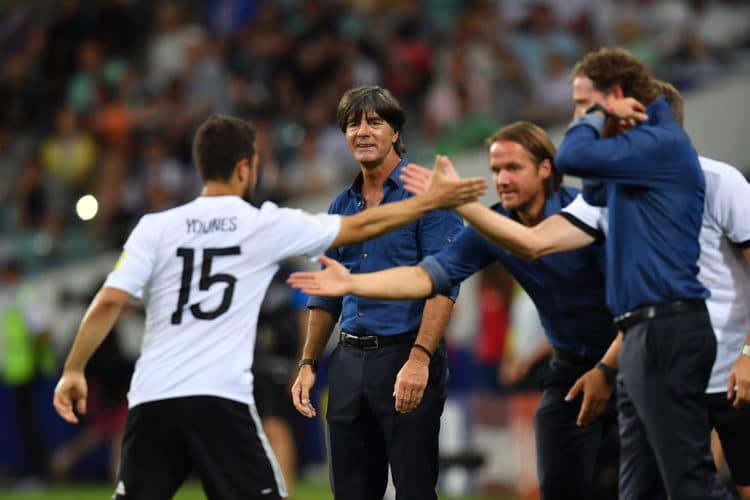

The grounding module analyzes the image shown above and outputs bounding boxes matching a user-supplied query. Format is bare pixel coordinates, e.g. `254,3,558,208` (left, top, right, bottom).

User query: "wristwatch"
297,358,318,373
585,102,613,118
595,361,617,386
742,345,750,357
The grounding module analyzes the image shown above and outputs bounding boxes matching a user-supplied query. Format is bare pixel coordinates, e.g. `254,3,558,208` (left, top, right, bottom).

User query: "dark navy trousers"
535,356,619,500
617,309,733,500
326,340,448,500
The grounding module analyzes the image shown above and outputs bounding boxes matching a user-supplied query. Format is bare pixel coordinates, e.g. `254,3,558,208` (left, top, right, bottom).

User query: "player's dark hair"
487,121,562,196
337,86,406,155
193,115,256,181
572,47,660,106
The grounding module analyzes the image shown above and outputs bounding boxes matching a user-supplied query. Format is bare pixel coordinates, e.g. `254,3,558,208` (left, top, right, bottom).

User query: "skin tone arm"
288,255,433,300
292,308,337,418
331,157,486,249
565,333,622,426
393,295,452,414
53,287,131,424
399,161,595,259
727,247,750,408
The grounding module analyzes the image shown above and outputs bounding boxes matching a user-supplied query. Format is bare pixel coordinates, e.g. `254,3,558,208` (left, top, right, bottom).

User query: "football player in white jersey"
398,80,750,498
51,115,486,500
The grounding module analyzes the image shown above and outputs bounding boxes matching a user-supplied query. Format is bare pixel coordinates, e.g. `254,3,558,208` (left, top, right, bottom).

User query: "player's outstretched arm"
287,256,433,300
53,287,130,424
401,158,595,259
330,157,486,248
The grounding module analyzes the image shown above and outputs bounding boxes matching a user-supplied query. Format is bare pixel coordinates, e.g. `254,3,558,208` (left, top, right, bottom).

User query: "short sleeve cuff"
419,256,452,299
306,296,341,318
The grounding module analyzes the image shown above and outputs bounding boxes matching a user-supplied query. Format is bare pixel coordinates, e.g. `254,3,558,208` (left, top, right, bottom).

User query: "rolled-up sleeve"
419,256,450,298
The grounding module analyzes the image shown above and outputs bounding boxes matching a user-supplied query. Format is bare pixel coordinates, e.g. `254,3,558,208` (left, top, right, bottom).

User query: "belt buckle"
362,336,379,350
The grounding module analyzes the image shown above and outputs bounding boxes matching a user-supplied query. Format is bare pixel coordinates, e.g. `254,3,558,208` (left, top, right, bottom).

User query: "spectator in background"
0,257,55,484
40,107,97,225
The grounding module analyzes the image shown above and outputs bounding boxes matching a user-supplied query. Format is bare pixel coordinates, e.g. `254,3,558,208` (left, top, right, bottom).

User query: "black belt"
614,300,707,331
552,347,601,367
339,330,417,350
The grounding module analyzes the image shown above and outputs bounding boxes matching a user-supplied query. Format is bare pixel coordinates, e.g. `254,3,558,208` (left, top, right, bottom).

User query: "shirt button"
357,312,364,317
363,253,368,259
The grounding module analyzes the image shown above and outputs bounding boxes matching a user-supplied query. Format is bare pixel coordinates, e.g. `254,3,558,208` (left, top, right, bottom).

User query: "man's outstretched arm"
400,161,596,259
287,256,434,300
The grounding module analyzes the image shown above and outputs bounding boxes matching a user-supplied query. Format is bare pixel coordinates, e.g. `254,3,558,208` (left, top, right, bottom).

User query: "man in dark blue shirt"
555,48,732,500
291,86,463,500
290,121,620,500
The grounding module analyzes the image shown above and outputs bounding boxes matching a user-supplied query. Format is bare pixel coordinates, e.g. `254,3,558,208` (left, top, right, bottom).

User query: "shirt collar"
349,156,409,194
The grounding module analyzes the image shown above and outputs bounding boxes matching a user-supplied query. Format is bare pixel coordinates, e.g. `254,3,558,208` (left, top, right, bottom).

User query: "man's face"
572,75,607,118
344,110,398,168
489,140,549,212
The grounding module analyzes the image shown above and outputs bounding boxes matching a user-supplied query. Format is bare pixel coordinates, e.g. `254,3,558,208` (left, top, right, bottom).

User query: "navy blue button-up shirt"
555,97,708,317
423,186,616,358
308,158,462,336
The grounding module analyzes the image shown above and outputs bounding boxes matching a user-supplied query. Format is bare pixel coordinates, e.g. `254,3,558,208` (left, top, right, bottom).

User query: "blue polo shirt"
555,97,708,317
423,186,616,358
307,158,462,336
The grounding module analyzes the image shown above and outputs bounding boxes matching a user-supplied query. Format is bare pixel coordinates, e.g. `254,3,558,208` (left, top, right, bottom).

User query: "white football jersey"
104,196,341,408
562,157,750,393
697,157,750,393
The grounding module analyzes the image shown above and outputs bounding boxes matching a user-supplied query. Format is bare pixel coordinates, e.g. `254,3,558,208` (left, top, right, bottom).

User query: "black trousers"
326,340,448,500
535,357,619,500
617,309,733,500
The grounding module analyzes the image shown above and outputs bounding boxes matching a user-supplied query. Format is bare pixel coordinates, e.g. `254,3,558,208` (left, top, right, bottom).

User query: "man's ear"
235,157,250,182
538,158,552,180
611,85,624,99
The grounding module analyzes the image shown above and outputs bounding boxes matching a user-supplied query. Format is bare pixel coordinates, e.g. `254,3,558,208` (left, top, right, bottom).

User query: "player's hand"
53,370,88,424
393,351,430,414
291,365,317,418
401,155,485,208
565,367,612,426
287,256,352,297
727,354,750,408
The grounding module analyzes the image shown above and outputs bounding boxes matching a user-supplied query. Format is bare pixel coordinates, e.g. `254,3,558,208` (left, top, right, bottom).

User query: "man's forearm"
301,308,338,361
456,202,541,259
456,205,594,259
332,194,435,248
412,294,453,355
64,287,129,371
349,266,433,299
600,332,622,368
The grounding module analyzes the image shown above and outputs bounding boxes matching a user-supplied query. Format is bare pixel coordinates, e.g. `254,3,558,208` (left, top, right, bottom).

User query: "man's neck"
202,181,237,197
360,153,400,192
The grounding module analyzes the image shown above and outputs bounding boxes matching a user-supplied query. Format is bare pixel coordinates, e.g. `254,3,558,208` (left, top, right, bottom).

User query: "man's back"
104,196,340,408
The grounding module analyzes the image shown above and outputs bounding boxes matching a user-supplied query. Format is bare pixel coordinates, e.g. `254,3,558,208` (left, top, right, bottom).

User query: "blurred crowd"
1,0,749,273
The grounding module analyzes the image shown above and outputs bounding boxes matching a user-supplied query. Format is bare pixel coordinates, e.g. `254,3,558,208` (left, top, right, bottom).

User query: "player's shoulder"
699,156,745,182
